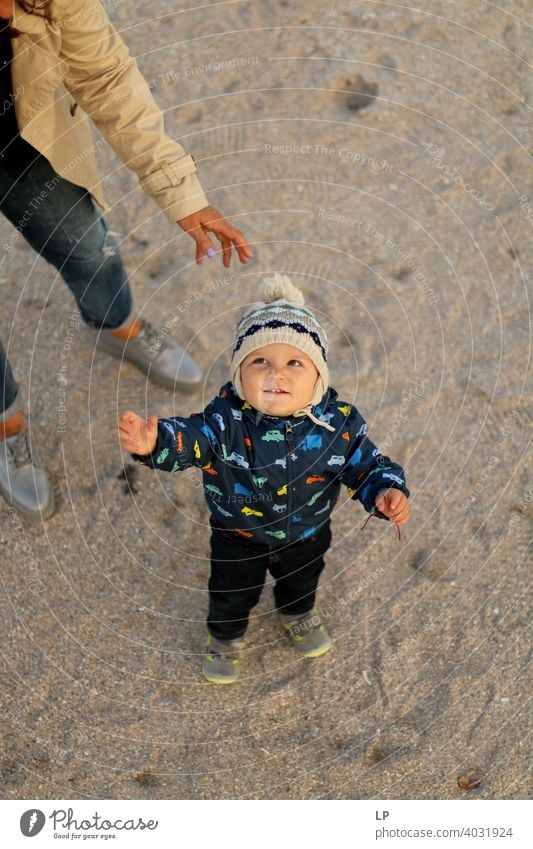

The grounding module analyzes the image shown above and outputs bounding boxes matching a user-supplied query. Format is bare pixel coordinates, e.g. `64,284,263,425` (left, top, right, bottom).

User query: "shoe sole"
0,484,56,520
298,641,333,659
202,673,239,684
97,340,202,393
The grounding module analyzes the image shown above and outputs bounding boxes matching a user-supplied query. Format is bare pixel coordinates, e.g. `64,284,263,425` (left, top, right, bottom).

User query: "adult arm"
53,0,253,265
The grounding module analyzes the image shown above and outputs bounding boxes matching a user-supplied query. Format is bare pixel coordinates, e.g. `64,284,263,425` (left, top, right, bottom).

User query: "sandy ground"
0,0,531,800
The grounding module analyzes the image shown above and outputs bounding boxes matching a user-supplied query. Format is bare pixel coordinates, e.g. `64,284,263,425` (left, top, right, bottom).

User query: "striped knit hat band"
231,275,329,407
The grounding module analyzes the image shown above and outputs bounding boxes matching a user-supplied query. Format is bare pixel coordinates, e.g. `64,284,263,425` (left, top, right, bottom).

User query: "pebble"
457,769,483,790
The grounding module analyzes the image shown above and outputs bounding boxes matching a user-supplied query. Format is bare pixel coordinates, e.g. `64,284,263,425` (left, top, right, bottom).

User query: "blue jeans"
0,152,133,413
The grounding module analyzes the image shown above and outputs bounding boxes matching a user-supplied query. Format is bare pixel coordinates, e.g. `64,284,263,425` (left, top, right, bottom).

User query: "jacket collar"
12,2,51,36
220,382,337,427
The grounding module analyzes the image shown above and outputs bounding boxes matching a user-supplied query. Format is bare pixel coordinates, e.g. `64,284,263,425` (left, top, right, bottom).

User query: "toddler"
118,275,410,684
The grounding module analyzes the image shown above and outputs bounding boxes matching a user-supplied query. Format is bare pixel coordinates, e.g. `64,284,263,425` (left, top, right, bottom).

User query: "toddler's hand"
375,488,410,526
118,411,158,456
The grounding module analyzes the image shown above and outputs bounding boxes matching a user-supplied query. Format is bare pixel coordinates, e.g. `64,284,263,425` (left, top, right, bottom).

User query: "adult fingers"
231,225,253,262
193,230,218,264
204,217,252,265
218,236,232,268
217,223,253,264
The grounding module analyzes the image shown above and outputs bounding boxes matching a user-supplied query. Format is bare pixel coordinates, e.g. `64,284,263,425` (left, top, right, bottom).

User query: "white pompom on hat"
231,273,329,407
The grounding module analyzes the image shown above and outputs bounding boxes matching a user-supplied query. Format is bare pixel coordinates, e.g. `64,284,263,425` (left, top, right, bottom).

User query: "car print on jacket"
211,412,225,432
226,451,249,468
241,506,263,517
133,382,409,545
262,429,285,442
299,434,323,451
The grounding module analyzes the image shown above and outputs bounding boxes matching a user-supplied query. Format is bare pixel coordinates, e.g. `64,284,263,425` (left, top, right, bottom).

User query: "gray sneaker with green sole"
280,608,332,658
202,634,245,684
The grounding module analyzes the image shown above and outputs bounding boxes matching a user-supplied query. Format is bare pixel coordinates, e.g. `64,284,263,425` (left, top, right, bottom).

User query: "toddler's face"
240,343,319,416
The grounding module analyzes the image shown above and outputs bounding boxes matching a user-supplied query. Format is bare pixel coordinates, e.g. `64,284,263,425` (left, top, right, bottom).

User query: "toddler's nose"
270,365,285,380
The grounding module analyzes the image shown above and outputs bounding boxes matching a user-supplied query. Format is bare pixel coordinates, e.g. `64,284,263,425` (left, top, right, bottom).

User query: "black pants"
207,518,332,640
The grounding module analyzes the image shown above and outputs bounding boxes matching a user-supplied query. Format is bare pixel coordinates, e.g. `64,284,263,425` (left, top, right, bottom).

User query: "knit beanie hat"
231,274,329,408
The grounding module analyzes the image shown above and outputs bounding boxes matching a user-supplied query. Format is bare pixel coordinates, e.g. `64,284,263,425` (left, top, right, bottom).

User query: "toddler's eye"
251,357,267,364
288,359,303,366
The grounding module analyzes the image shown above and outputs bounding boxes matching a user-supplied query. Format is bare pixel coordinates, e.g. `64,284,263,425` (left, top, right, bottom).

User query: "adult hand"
375,488,410,526
118,411,158,457
177,205,253,267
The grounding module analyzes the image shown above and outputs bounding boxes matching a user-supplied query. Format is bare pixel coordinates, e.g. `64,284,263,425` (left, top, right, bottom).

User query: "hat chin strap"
292,404,336,431
233,369,245,401
289,377,334,430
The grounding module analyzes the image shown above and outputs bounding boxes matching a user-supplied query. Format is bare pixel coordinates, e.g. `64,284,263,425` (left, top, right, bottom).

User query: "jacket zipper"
285,421,294,542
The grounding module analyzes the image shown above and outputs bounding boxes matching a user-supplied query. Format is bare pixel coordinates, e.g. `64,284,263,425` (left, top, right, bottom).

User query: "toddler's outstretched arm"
118,411,158,457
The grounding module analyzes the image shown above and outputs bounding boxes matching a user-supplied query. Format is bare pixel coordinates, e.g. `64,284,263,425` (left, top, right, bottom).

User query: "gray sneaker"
280,608,332,658
0,430,55,520
202,634,244,684
95,319,203,392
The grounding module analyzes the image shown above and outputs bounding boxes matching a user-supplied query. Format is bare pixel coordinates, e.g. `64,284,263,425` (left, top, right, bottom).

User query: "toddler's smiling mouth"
263,388,290,394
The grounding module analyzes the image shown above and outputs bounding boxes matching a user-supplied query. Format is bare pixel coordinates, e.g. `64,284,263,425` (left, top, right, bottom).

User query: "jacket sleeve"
54,0,208,222
132,412,218,473
339,407,410,520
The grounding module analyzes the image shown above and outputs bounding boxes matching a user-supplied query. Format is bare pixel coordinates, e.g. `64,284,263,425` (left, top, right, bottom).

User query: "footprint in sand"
329,73,379,112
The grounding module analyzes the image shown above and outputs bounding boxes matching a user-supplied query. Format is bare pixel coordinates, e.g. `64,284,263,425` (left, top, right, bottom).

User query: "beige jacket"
10,0,208,222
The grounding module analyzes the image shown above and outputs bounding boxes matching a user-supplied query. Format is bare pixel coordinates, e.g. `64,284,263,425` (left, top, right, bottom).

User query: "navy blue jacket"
133,383,410,545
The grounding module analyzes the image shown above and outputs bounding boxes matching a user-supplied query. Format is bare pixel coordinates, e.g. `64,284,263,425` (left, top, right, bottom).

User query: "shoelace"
210,648,227,659
284,612,320,632
9,430,33,469
136,320,169,357
209,640,242,658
